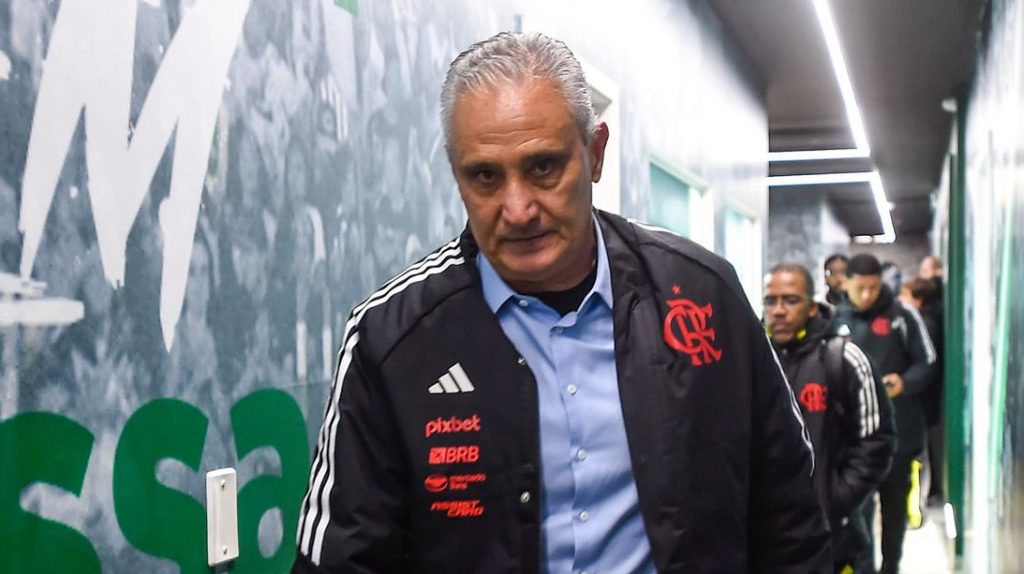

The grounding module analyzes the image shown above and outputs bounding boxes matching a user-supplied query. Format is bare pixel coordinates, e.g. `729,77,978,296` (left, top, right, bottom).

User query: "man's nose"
501,178,538,225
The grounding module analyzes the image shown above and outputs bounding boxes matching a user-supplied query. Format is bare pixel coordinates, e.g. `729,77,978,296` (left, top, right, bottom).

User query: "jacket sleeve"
897,302,939,396
829,342,895,517
292,323,409,574
748,329,832,573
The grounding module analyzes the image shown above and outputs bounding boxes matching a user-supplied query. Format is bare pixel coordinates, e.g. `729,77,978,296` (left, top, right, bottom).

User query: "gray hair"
441,32,598,155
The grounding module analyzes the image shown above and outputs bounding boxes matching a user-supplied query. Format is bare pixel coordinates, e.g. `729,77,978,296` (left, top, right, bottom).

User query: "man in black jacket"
765,263,895,573
836,254,938,574
292,31,830,573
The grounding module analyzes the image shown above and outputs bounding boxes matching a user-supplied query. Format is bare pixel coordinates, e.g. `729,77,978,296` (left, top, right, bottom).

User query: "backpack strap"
822,336,847,418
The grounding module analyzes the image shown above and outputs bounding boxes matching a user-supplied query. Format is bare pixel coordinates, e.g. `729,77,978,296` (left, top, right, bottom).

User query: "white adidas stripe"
844,343,879,437
448,363,475,392
298,243,465,564
298,243,464,551
900,301,938,364
427,363,476,394
765,333,816,474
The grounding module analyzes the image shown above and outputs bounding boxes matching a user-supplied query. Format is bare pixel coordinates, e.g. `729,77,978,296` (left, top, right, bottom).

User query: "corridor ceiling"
708,0,984,237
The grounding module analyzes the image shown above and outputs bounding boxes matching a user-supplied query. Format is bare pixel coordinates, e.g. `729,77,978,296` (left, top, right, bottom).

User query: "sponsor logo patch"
430,499,485,518
428,445,480,465
424,415,481,438
424,473,487,493
663,285,723,366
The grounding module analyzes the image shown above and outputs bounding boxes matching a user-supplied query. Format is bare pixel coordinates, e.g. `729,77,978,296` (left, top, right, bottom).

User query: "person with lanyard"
765,263,895,574
292,31,830,573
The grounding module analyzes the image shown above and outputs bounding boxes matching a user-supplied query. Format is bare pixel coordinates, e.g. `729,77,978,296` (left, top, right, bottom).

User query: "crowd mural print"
0,0,473,571
1,0,770,570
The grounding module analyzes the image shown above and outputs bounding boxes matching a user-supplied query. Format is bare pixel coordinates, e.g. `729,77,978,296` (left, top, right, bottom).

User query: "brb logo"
663,285,723,366
424,415,481,438
428,446,480,465
799,383,828,413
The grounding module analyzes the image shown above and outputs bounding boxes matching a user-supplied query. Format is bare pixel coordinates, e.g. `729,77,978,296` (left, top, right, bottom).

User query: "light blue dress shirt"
478,221,656,574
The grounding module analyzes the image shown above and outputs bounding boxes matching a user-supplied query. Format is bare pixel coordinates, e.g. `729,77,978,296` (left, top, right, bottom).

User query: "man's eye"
474,169,497,184
533,160,554,176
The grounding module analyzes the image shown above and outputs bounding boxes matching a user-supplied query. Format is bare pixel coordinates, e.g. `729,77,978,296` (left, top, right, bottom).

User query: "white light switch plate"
206,468,239,566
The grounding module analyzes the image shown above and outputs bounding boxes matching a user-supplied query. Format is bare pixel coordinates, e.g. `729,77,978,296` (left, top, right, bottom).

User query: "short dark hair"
847,253,882,277
904,277,937,301
824,253,848,270
769,262,814,299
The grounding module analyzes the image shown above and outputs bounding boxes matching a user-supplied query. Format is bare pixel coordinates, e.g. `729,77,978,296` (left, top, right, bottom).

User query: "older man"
292,31,829,573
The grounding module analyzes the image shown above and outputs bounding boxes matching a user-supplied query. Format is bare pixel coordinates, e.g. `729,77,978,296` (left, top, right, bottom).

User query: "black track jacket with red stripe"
293,211,830,574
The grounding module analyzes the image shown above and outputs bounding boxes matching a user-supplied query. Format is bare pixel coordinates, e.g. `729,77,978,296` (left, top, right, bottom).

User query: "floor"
898,505,953,574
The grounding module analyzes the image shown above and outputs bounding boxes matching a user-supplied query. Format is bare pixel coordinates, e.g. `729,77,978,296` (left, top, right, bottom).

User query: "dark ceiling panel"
709,0,982,237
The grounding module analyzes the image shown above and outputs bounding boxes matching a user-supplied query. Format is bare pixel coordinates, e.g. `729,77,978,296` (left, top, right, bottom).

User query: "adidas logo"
429,363,475,394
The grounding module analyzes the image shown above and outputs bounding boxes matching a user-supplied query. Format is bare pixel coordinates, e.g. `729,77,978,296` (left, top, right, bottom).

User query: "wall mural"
0,0,473,570
0,0,767,571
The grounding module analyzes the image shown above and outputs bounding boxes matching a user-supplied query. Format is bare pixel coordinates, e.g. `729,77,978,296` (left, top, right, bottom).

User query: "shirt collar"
478,216,614,314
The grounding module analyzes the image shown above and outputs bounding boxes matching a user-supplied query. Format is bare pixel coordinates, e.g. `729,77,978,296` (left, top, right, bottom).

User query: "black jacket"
771,316,895,558
835,287,938,454
293,211,830,573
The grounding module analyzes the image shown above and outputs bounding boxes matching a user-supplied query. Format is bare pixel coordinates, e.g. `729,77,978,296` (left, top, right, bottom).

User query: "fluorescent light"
868,172,896,242
769,0,895,242
768,148,869,162
768,170,896,243
811,0,870,153
767,172,873,186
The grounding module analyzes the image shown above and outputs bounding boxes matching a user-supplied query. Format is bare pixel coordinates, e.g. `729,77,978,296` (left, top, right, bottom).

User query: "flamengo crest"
663,284,723,366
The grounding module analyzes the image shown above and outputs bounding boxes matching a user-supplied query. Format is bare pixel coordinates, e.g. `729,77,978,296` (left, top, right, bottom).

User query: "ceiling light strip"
811,0,870,153
806,0,895,242
767,172,874,186
768,148,869,162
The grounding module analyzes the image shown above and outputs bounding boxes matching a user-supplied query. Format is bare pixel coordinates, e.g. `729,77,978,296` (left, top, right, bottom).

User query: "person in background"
837,254,938,574
880,261,902,295
824,253,849,307
903,266,946,506
291,31,830,574
918,256,943,283
820,253,849,320
766,263,895,574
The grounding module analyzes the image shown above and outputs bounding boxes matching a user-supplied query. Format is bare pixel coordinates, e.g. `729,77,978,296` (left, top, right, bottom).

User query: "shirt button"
579,510,590,522
519,491,531,504
518,299,529,308
576,448,587,461
566,384,578,395
553,326,564,334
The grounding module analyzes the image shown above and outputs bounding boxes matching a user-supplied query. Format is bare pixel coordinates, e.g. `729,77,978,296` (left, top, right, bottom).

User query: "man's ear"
589,122,610,183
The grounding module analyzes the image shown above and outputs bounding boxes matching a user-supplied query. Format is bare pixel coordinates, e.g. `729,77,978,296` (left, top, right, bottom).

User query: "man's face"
919,257,941,280
764,271,817,344
449,78,609,293
825,260,847,295
846,273,883,311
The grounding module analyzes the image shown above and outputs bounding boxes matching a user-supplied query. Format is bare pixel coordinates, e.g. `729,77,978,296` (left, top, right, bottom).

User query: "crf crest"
799,383,828,413
663,286,723,366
